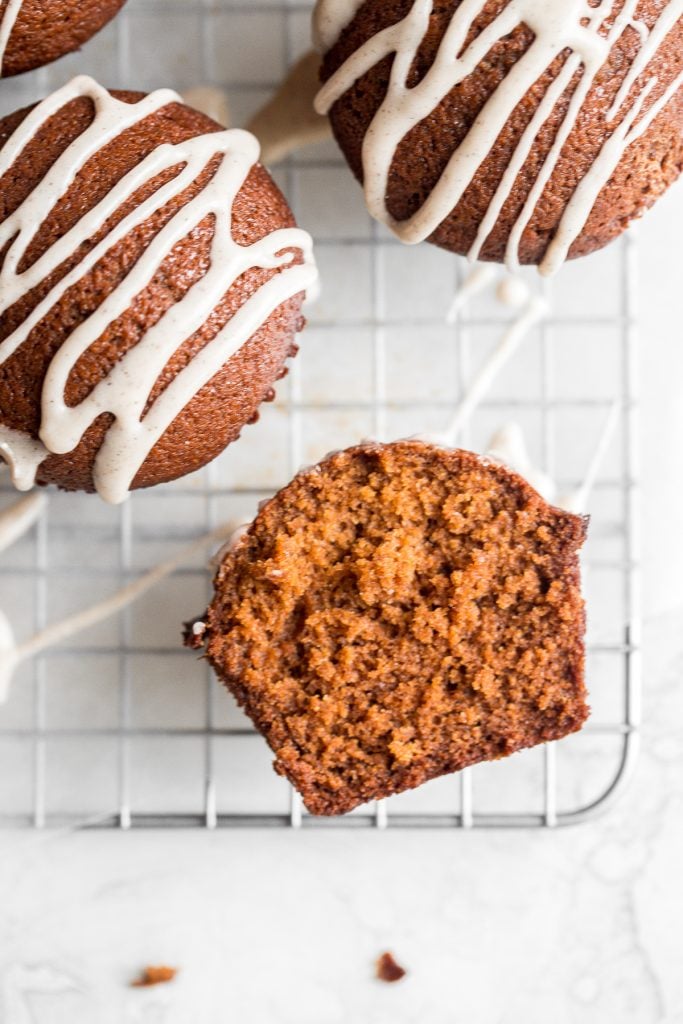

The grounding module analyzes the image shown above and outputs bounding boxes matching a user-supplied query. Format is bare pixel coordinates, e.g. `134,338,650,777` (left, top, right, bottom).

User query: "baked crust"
0,91,306,494
0,0,128,77
320,0,683,264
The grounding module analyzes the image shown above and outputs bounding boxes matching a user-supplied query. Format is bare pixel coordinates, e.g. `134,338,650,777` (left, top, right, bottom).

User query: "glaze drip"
486,402,619,514
313,0,366,52
0,76,317,503
314,0,683,273
0,519,237,705
0,426,48,492
0,491,45,554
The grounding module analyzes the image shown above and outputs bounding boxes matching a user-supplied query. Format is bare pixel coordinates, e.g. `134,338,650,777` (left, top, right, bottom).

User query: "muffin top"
315,0,683,271
0,0,128,77
0,76,317,503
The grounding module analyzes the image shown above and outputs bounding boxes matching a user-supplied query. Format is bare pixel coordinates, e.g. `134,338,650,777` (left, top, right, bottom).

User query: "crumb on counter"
376,952,407,983
131,966,178,988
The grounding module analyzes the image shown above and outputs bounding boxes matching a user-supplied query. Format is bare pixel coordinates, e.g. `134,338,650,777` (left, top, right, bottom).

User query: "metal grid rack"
0,0,640,830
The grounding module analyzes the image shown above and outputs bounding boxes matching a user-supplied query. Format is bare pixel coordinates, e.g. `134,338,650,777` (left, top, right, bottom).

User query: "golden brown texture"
0,91,307,495
195,442,589,816
320,0,683,264
0,0,127,77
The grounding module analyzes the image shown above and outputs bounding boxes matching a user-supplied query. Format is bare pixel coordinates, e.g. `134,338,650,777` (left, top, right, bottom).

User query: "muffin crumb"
131,966,177,988
376,952,407,983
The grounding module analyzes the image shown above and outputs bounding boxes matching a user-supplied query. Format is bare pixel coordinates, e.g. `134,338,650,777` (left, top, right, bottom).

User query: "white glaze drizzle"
209,520,251,570
439,267,618,513
411,266,544,453
0,0,23,74
446,263,496,323
0,521,236,705
495,273,530,309
314,0,683,273
0,489,46,704
446,264,529,322
0,426,48,491
448,295,547,443
486,422,557,503
443,269,547,445
0,76,318,504
0,608,14,704
486,403,619,513
313,0,367,53
0,491,45,553
558,401,620,513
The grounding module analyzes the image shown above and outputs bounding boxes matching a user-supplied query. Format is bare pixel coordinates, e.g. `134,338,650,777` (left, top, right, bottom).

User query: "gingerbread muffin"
314,0,683,273
0,0,127,77
0,76,317,504
188,441,589,816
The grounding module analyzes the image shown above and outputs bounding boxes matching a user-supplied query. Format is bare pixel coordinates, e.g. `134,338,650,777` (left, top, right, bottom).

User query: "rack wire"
0,0,640,829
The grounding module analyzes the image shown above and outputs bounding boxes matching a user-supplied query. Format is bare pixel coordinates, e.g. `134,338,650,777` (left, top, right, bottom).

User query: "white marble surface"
1,1,683,1019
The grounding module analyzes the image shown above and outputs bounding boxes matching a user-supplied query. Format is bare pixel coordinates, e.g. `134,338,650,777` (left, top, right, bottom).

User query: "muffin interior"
205,442,588,814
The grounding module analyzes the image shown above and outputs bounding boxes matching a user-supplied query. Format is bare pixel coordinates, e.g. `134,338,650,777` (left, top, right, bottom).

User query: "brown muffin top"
0,77,316,501
316,0,683,270
192,441,589,815
0,0,127,77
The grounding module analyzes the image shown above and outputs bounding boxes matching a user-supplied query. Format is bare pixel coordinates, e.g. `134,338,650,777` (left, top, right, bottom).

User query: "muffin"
0,76,317,504
314,0,683,273
0,0,127,77
187,441,589,816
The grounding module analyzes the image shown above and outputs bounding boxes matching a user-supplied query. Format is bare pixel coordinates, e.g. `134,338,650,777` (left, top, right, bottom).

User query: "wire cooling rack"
0,0,641,829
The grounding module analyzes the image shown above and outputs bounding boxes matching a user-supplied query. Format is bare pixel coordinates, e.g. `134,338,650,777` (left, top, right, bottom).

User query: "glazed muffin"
314,0,683,273
187,441,589,816
0,0,127,77
0,76,317,504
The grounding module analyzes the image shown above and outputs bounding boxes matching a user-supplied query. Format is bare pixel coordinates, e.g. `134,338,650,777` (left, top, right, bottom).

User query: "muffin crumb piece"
131,966,178,988
376,952,407,983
